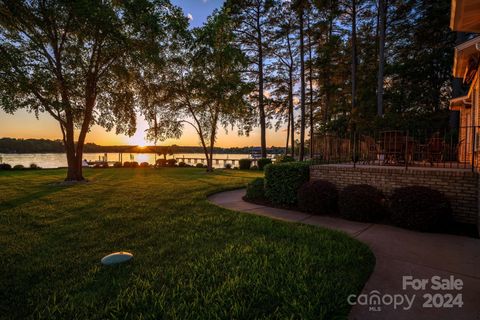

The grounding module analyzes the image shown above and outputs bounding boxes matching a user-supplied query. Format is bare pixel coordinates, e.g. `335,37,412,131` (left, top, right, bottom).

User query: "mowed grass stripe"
0,168,374,319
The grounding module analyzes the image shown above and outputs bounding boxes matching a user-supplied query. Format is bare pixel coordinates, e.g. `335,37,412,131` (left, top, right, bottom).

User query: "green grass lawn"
0,168,374,319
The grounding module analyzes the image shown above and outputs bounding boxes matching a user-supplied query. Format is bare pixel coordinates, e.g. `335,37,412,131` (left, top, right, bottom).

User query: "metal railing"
311,126,480,171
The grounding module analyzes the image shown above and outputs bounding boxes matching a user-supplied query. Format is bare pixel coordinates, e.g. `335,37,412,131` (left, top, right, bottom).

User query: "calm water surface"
0,153,260,169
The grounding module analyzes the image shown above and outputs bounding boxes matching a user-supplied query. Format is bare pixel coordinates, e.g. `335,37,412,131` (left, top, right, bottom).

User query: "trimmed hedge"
156,159,167,167
276,155,295,163
245,178,265,201
298,180,338,215
390,186,452,232
29,163,40,169
0,163,12,170
339,184,386,222
239,159,252,170
265,162,310,205
257,158,272,170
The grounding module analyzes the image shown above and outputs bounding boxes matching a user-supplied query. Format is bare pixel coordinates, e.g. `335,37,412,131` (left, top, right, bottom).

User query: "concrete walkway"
208,189,480,320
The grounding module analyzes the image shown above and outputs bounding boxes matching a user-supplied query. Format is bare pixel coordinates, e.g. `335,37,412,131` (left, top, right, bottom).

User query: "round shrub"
276,155,295,163
113,162,122,168
196,163,205,168
178,161,187,167
390,186,452,232
155,159,167,167
29,163,40,169
339,184,387,222
239,159,252,170
224,163,232,169
130,161,139,168
245,178,265,201
166,159,177,167
265,162,310,205
140,162,150,168
13,164,25,170
257,158,272,170
0,163,12,170
297,180,338,214
123,161,131,167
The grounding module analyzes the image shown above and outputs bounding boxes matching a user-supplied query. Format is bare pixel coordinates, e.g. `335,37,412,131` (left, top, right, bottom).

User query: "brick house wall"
310,165,479,225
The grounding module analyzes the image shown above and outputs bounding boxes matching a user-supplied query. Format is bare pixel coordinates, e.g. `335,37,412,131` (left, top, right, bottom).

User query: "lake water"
0,153,263,169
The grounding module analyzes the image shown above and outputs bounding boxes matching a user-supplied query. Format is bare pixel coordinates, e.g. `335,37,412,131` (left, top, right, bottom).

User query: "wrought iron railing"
311,126,480,171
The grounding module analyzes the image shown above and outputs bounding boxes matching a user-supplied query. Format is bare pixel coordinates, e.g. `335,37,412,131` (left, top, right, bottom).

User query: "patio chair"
426,133,444,166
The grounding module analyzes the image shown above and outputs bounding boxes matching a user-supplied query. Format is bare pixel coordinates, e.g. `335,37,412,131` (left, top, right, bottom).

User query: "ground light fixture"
101,252,133,265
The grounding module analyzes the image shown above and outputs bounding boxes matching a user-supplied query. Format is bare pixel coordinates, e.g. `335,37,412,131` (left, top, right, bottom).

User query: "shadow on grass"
0,184,73,212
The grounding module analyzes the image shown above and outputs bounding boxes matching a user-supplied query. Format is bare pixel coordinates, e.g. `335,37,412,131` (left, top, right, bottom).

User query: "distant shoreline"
0,138,285,154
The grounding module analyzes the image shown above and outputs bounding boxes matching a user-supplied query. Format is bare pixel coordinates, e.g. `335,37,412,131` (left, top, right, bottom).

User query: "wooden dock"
176,157,260,166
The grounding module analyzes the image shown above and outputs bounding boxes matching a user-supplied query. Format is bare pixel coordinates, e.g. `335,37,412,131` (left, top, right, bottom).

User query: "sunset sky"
0,0,288,148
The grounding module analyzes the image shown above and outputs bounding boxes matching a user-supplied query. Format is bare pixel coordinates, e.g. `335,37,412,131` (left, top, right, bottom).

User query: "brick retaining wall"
310,165,479,224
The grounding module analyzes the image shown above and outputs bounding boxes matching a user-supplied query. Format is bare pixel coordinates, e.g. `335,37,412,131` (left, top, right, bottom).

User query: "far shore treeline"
0,138,283,155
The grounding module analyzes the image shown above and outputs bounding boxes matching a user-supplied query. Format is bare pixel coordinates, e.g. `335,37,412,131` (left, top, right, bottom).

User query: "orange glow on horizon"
0,110,289,148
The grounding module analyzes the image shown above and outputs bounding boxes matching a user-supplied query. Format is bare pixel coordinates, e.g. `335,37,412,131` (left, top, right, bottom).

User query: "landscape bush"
13,164,25,170
29,163,40,169
166,159,177,167
339,184,386,222
0,163,12,170
178,161,187,167
239,159,252,170
257,158,272,170
113,162,122,168
264,162,310,205
195,163,205,168
390,186,452,232
155,159,167,167
123,161,132,167
245,178,265,201
297,180,338,214
130,161,139,168
224,163,232,169
140,162,150,168
276,155,295,163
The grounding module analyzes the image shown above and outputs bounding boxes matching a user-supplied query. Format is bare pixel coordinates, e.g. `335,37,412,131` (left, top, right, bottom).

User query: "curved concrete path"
208,189,480,320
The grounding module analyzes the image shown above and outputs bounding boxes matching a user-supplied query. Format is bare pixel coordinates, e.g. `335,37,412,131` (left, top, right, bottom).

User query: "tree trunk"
307,15,314,159
63,115,84,181
207,111,219,172
299,7,306,161
257,9,267,159
285,110,290,155
351,0,357,119
287,34,295,158
323,17,333,126
288,70,295,157
376,0,386,117
64,140,81,181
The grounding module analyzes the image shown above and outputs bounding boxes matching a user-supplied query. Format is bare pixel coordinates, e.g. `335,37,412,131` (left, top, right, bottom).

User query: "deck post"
405,130,409,170
472,125,476,172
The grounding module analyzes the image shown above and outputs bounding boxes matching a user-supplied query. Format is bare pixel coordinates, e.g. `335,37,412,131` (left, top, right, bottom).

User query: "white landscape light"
101,252,133,265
